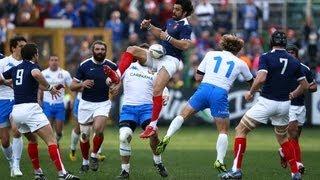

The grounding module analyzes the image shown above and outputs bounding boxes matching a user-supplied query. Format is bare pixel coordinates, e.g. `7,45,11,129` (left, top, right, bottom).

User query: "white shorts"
146,52,180,78
11,103,49,133
78,99,111,124
289,105,306,126
245,96,290,126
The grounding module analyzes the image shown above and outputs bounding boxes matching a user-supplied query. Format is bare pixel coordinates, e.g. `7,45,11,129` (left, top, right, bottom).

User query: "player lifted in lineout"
70,40,117,173
156,34,253,174
0,43,79,180
0,36,26,177
278,44,317,174
104,0,194,138
39,55,72,145
220,31,309,180
113,43,170,179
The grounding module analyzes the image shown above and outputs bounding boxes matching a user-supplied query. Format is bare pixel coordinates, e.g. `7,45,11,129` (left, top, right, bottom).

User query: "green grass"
1,125,319,180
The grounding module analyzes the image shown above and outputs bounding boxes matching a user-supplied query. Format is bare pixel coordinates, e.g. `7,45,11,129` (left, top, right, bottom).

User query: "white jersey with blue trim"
0,55,22,100
42,68,72,104
122,62,155,106
198,50,253,91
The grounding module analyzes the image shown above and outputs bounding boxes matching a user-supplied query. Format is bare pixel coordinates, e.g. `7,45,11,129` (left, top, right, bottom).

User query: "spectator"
50,0,67,18
94,0,119,27
239,0,262,41
16,0,39,26
287,29,301,48
195,0,214,31
123,9,144,41
0,16,15,54
158,0,173,28
105,10,124,58
62,2,80,27
4,0,19,25
195,30,214,59
214,2,232,33
76,0,96,27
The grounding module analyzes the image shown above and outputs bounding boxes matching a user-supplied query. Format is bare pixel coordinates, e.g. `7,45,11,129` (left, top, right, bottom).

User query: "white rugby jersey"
42,68,72,104
122,62,154,105
0,55,22,100
198,51,253,91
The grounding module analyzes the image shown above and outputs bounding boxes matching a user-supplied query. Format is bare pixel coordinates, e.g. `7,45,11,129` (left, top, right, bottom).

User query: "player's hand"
4,79,13,88
82,80,94,89
244,91,254,101
289,92,295,100
55,84,64,90
140,19,151,30
159,31,168,41
50,86,61,100
109,82,121,97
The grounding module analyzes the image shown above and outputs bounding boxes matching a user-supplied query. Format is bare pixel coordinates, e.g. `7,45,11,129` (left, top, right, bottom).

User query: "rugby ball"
149,44,166,59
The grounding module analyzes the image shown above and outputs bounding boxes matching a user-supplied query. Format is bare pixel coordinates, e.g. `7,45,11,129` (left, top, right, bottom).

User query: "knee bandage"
119,127,133,156
80,125,92,143
274,126,288,136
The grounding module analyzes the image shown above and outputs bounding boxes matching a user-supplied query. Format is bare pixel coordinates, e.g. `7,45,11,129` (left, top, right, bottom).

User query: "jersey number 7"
213,56,235,78
279,58,288,75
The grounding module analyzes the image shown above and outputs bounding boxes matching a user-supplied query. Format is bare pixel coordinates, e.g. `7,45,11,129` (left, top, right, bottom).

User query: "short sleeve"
179,25,192,40
197,53,208,74
64,71,72,86
105,60,118,71
2,68,13,79
258,55,268,73
295,64,305,81
305,68,314,83
240,62,253,81
0,59,5,74
74,65,85,82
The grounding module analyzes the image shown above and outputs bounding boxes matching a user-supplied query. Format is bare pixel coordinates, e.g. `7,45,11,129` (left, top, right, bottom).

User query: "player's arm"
249,70,266,95
289,79,309,100
306,69,317,93
309,81,317,92
140,19,162,38
70,79,94,91
31,69,60,97
159,28,193,51
0,68,13,87
195,53,209,82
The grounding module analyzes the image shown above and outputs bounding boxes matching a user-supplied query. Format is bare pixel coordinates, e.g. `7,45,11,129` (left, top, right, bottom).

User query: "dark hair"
91,40,107,51
220,34,244,55
9,36,27,53
286,44,299,58
139,43,150,49
270,31,287,48
175,0,194,17
21,43,38,60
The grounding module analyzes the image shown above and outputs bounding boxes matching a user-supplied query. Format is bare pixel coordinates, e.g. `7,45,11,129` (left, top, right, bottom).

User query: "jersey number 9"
16,69,24,85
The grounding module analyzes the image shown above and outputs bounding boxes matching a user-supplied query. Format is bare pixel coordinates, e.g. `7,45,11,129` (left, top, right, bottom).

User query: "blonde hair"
219,34,244,55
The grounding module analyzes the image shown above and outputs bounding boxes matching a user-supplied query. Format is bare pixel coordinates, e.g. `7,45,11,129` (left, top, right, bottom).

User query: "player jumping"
70,40,117,173
0,36,26,177
39,55,72,145
0,43,79,180
278,44,317,174
156,34,253,173
104,0,194,138
219,31,309,180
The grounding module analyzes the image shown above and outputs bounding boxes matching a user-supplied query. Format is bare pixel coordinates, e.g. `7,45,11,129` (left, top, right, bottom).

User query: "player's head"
48,55,60,71
219,34,244,55
139,43,150,49
9,36,27,59
270,31,287,48
21,43,38,62
286,44,299,59
173,0,194,20
91,40,107,62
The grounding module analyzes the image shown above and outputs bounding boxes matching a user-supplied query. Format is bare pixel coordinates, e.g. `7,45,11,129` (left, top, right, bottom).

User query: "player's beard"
93,52,106,62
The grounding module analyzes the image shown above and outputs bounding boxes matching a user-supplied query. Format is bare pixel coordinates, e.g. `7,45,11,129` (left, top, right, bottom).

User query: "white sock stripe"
232,144,241,171
55,148,66,174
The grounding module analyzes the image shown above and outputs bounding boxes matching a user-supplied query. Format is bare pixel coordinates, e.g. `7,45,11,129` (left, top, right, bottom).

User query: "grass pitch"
0,125,319,180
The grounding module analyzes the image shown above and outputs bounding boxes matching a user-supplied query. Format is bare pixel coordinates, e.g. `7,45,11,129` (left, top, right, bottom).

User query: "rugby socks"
281,141,298,173
2,145,13,167
150,96,163,128
118,52,134,75
153,154,162,164
289,138,301,162
166,115,184,137
80,140,90,161
232,137,246,171
216,133,228,164
70,129,80,152
98,146,102,154
28,143,40,171
121,163,130,173
12,137,23,169
48,144,66,175
91,135,104,158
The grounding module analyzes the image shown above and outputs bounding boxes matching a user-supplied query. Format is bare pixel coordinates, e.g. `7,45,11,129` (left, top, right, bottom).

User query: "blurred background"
1,0,320,126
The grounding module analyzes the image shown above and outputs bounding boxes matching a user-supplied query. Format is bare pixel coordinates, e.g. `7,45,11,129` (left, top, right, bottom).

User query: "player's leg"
117,120,135,179
10,121,23,176
70,123,80,161
24,132,45,179
54,103,66,144
214,118,229,173
118,46,148,75
90,115,107,171
79,124,91,173
0,127,13,173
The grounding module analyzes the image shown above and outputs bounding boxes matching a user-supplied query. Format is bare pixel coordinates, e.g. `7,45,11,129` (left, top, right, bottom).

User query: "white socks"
82,159,89,165
98,147,102,154
70,129,80,151
149,121,158,129
166,115,184,137
12,137,23,169
2,145,13,167
121,163,130,172
153,154,162,164
216,133,228,164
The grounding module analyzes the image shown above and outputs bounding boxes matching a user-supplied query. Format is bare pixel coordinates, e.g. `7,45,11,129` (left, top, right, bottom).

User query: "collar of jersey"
271,48,286,52
176,18,189,25
91,58,105,65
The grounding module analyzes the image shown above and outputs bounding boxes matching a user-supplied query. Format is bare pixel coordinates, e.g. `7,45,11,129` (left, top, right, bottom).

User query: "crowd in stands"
1,0,320,88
